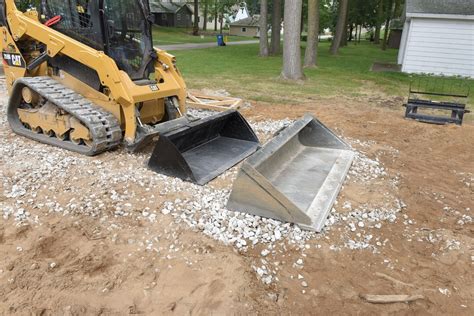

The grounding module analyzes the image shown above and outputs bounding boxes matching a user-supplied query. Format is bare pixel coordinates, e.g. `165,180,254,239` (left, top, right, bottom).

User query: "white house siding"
402,18,474,78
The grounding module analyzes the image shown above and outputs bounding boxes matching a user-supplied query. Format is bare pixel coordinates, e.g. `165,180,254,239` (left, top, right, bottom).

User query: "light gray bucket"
227,114,354,232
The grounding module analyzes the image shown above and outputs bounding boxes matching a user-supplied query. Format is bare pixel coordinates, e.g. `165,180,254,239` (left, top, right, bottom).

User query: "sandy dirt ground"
0,81,473,315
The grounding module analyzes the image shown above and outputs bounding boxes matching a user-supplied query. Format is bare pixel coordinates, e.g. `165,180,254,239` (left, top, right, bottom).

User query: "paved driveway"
156,40,258,51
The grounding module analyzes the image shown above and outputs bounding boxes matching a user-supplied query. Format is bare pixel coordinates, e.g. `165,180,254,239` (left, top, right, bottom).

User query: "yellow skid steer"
0,0,257,184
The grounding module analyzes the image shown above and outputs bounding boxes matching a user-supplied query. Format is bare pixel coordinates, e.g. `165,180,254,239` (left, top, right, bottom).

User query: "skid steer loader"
0,0,258,184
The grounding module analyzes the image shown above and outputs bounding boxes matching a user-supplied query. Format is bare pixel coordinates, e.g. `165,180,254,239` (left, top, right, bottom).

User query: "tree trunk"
203,1,208,31
259,0,269,56
340,4,349,47
382,0,393,50
393,0,402,17
354,24,358,44
348,23,354,41
374,0,383,44
382,16,390,50
374,25,381,44
341,26,347,46
281,0,304,80
214,0,218,31
270,0,282,55
300,9,305,34
219,15,223,34
193,0,199,36
304,0,319,68
330,0,348,55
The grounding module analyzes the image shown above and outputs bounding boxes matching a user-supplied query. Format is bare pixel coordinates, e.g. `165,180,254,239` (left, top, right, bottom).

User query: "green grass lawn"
170,41,474,110
153,26,253,46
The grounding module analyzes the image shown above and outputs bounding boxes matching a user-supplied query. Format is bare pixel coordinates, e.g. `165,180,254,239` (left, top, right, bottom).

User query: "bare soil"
1,86,473,315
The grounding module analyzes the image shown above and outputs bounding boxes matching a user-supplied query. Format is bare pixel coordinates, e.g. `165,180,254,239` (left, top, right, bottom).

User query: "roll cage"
40,0,155,80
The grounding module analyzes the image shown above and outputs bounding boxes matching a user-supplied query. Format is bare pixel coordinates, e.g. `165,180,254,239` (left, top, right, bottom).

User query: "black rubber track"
7,77,122,156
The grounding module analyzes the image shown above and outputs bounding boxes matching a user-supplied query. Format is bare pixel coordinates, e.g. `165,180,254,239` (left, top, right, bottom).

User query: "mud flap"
148,110,259,185
226,115,355,232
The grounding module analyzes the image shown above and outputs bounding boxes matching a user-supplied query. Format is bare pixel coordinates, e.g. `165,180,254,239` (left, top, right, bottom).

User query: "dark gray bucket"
148,110,259,185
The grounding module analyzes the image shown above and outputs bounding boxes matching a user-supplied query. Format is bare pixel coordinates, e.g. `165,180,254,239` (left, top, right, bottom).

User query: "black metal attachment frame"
403,77,471,125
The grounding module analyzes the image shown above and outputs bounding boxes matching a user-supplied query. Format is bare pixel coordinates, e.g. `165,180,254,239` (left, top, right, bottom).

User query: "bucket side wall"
298,119,351,150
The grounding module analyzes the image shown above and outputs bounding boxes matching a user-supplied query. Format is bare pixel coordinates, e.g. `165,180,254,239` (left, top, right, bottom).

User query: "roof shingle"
150,2,190,14
230,15,260,27
407,0,474,16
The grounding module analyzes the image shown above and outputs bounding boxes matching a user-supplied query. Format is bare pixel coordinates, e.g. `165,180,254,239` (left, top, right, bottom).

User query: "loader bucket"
227,115,355,232
148,110,259,185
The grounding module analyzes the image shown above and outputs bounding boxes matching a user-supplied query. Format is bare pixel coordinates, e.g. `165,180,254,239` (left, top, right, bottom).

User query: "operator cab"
41,0,155,81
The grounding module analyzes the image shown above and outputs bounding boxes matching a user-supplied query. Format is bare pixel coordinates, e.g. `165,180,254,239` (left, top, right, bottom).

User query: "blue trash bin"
216,34,226,46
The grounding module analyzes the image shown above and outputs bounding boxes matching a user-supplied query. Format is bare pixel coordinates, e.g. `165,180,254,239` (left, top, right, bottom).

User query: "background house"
387,19,404,49
155,1,251,30
201,1,251,31
228,2,250,23
150,2,193,27
229,15,260,37
398,0,474,78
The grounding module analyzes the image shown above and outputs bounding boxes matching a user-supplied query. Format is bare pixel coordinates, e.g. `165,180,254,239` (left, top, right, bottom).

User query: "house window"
162,14,167,20
242,27,247,32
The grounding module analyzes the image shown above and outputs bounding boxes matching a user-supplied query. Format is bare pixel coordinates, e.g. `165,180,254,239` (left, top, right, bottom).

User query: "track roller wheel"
21,86,38,105
56,132,69,141
70,137,81,145
32,126,43,134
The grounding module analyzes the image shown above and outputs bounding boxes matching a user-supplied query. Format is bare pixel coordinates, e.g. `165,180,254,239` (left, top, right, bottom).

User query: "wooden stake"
360,294,424,304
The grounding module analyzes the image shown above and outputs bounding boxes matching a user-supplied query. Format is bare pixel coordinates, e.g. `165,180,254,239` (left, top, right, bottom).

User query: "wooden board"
186,91,243,112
